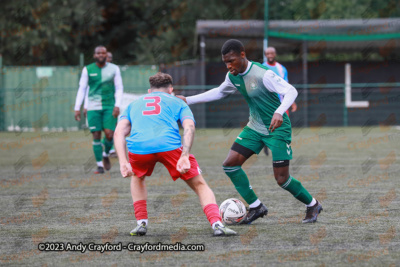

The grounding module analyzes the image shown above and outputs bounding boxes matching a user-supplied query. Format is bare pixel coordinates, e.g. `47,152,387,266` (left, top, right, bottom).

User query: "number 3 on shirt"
142,96,161,115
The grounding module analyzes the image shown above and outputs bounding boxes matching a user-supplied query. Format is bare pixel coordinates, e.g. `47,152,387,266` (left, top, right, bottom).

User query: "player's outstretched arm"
176,95,187,103
114,119,133,178
176,87,226,105
177,119,195,174
175,74,237,105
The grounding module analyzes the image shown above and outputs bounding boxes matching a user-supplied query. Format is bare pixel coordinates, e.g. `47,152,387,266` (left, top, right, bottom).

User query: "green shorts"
234,126,292,161
87,109,117,132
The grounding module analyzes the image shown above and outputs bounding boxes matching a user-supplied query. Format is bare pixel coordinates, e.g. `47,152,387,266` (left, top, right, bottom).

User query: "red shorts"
128,148,201,181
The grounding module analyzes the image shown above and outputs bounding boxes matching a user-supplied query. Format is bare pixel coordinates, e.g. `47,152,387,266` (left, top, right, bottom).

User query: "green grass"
1,127,400,266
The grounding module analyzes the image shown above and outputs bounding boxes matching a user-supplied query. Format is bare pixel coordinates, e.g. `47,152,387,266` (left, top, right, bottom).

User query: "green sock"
281,176,313,205
223,166,258,205
93,139,103,162
103,138,113,154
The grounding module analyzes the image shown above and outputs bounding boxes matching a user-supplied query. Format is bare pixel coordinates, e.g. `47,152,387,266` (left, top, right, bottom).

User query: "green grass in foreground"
0,127,399,266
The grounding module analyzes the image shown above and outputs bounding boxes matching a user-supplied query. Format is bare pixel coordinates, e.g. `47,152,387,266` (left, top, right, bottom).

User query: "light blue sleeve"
179,102,196,125
119,103,132,123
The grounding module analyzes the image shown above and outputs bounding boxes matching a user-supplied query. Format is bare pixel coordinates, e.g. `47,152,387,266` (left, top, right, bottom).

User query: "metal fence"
187,84,400,129
0,65,157,131
1,65,399,132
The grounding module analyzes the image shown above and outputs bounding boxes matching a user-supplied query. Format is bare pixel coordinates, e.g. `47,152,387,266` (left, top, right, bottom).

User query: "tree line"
0,0,398,65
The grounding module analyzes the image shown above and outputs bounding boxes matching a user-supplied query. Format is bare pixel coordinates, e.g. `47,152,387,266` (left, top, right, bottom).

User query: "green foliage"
0,0,398,65
269,0,400,20
0,0,104,65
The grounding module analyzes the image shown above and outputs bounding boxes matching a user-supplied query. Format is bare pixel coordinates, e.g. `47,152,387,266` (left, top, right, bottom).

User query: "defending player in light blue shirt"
114,72,237,237
120,91,195,154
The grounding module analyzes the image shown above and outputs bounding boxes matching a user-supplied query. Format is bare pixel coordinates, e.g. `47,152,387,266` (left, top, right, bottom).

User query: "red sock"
203,203,221,226
133,200,148,220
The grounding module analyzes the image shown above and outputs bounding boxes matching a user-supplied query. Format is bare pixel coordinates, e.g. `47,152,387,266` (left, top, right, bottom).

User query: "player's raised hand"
176,95,187,104
74,110,81,121
112,107,120,118
269,113,283,133
120,162,134,178
177,156,190,174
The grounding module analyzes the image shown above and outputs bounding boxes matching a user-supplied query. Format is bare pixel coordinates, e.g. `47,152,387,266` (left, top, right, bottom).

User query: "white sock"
212,221,223,230
103,152,109,157
109,149,115,153
137,219,148,226
306,198,317,207
97,161,104,167
249,199,261,208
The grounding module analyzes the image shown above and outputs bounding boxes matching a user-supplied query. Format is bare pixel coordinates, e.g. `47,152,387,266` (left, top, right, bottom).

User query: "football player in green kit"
74,46,123,174
177,39,322,224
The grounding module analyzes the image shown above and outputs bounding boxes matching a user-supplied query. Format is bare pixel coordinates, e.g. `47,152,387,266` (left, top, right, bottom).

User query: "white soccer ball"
219,198,247,225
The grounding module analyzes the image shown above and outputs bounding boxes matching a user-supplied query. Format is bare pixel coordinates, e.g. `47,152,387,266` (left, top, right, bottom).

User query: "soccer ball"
219,198,247,225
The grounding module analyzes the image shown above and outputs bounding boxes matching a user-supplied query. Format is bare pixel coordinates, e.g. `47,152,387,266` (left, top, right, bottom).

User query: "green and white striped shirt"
74,62,123,111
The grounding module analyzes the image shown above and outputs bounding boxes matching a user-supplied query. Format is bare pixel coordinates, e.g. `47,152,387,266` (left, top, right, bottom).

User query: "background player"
84,51,118,157
74,46,123,174
106,51,113,62
177,39,322,224
262,47,297,156
114,72,236,236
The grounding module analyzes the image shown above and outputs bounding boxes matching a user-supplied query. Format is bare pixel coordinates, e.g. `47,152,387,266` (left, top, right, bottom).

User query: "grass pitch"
1,127,399,266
